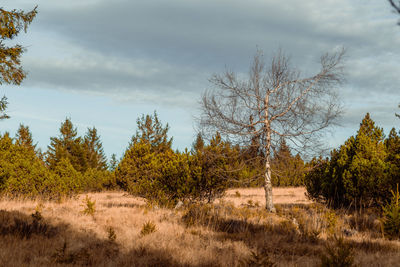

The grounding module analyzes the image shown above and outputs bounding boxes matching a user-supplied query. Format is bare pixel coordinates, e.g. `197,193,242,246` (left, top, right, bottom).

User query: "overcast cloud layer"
1,0,400,156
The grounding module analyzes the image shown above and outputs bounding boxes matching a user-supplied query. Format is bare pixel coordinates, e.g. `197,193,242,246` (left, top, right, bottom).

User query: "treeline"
0,111,305,202
305,113,400,208
0,120,114,199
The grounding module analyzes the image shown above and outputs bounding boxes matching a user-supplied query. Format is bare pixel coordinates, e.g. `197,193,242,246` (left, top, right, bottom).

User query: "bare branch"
198,48,345,211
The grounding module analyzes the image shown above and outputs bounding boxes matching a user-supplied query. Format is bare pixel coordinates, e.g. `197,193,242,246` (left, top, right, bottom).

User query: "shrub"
0,133,58,198
382,185,400,239
82,168,115,191
106,226,117,242
81,195,96,216
305,114,393,209
319,236,355,267
241,250,276,267
140,221,156,236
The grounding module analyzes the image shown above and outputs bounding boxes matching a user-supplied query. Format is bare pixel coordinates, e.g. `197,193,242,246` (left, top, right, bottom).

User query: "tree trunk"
264,136,276,212
264,95,275,212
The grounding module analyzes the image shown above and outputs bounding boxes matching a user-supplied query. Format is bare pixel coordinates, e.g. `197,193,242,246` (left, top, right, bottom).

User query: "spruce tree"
0,7,37,119
130,111,172,153
46,118,88,172
15,124,35,150
0,7,37,85
83,127,107,170
271,139,305,186
386,128,400,188
109,153,118,172
116,112,173,195
190,132,239,202
305,113,390,208
15,124,43,159
192,133,205,152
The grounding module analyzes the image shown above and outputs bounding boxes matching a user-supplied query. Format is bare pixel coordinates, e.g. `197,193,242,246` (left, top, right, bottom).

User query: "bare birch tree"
199,49,345,212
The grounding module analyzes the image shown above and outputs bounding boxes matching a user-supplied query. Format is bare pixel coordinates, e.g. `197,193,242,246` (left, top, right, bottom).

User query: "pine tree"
305,113,390,208
192,133,205,152
386,128,400,188
130,111,172,153
0,7,37,86
15,124,35,149
0,7,37,119
190,132,239,202
83,127,107,170
46,118,88,172
15,124,43,159
271,139,305,186
116,112,174,196
109,153,118,172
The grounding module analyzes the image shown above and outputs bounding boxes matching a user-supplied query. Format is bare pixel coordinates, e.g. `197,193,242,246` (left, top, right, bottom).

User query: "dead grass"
0,188,398,266
223,187,312,207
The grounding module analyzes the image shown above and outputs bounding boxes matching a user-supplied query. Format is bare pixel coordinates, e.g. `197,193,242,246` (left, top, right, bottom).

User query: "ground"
0,188,398,266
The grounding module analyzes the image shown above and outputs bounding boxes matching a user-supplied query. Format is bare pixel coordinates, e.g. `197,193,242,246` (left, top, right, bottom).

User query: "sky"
1,0,400,159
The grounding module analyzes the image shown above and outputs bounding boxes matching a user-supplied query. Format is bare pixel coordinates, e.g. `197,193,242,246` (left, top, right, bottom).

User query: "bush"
81,195,96,216
382,186,400,239
140,221,156,236
116,131,233,205
82,168,115,191
319,236,355,267
305,114,394,208
0,134,58,198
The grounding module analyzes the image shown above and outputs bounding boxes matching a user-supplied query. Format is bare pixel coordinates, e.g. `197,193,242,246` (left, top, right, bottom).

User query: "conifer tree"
109,153,118,172
0,7,37,119
305,113,390,208
130,111,172,153
192,133,205,152
15,124,35,149
116,112,173,195
46,118,88,172
191,132,240,201
271,139,305,186
83,127,107,170
15,124,42,159
386,128,400,187
0,7,37,85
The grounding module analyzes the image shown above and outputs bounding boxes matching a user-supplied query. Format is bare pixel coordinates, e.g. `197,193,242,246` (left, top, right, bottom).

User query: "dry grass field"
0,187,399,266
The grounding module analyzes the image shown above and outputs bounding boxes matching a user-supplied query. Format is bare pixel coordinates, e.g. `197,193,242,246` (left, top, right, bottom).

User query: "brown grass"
0,188,398,266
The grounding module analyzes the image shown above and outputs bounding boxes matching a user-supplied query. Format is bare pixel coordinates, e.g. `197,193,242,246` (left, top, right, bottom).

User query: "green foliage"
130,111,172,153
0,133,55,198
0,96,9,120
46,118,88,173
83,127,108,171
0,7,37,86
305,113,394,208
81,195,96,216
140,221,156,236
319,236,355,267
271,139,305,186
109,153,118,172
52,158,84,195
189,132,237,202
382,185,400,239
82,168,115,191
116,115,234,205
